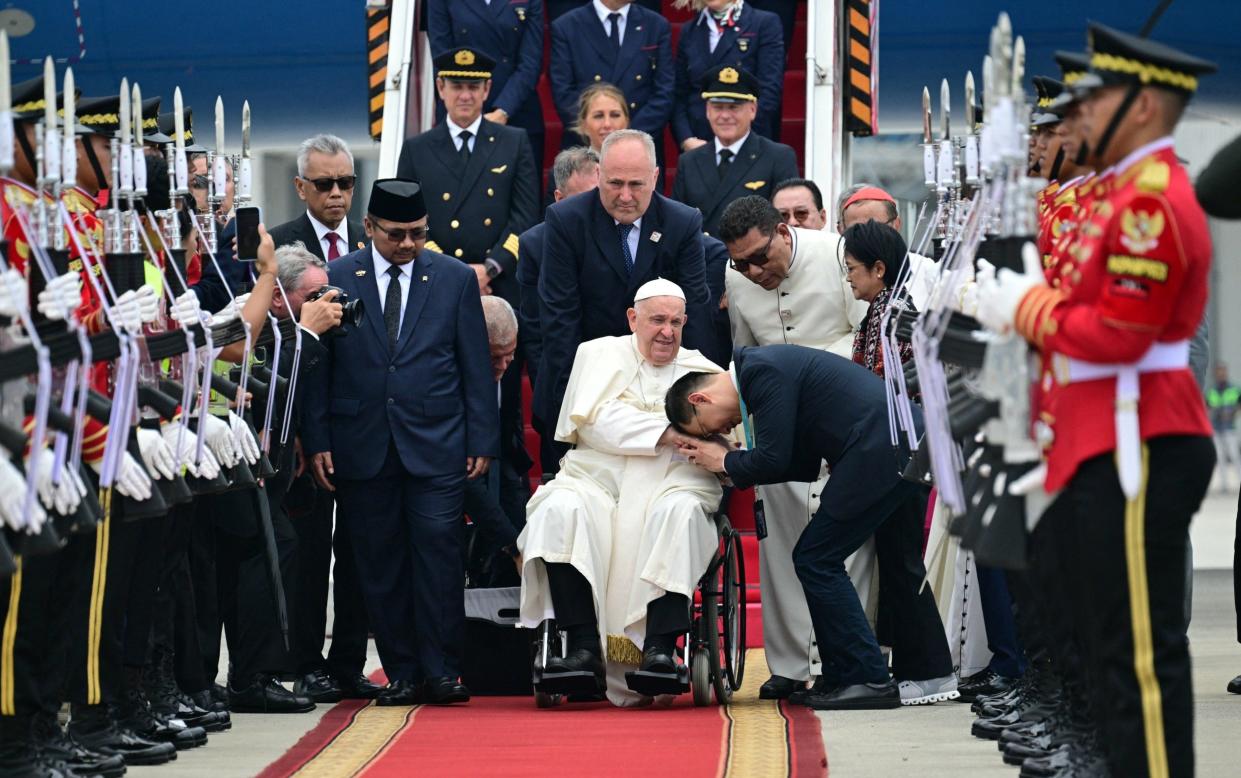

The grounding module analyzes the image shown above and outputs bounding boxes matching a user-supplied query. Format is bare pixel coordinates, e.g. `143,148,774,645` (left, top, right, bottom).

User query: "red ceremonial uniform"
1016,139,1212,492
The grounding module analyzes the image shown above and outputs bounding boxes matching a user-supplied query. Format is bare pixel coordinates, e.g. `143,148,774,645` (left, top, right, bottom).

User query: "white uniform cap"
633,278,685,303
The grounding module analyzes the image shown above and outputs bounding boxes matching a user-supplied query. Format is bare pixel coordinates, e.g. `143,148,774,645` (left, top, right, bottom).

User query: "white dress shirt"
448,114,483,154
306,210,347,259
714,132,750,166
700,10,724,52
592,0,630,46
613,216,642,262
371,244,412,332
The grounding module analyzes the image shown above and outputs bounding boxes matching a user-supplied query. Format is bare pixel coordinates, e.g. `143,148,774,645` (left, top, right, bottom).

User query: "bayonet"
921,86,932,144
0,31,12,173
62,68,76,188
939,79,950,140
173,87,188,194
132,82,147,196
214,96,224,155
964,71,981,185
965,71,976,131
212,96,226,206
922,87,936,189
118,77,133,196
238,100,252,202
1011,36,1026,100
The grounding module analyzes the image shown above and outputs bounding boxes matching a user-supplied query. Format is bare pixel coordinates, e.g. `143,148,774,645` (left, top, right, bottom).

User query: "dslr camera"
306,285,365,331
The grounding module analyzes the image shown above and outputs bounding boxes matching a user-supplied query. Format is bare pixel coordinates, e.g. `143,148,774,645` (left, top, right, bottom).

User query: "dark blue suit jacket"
515,220,546,389
671,5,785,144
701,234,732,368
549,3,674,140
671,132,799,237
427,0,545,135
301,245,499,480
535,190,710,426
722,345,922,521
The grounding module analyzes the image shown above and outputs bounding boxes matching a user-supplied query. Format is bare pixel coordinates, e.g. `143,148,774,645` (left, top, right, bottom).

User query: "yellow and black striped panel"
846,0,875,137
367,7,391,141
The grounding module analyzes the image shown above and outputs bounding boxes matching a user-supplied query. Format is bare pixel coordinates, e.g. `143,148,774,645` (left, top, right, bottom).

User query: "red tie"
325,231,341,260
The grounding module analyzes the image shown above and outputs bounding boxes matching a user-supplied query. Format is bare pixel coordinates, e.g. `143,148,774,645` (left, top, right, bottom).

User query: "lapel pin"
650,231,662,243
355,269,367,277
356,241,365,249
421,275,428,282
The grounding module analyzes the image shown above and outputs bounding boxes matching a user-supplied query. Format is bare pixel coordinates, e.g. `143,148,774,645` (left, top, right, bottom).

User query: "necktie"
324,231,341,261
608,12,621,53
458,130,472,164
718,148,734,180
618,223,634,275
384,265,403,350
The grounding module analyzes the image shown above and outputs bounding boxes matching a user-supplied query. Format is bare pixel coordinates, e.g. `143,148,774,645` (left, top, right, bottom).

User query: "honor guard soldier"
671,66,798,238
396,46,537,309
427,0,547,188
671,0,785,151
978,22,1217,778
549,1,674,153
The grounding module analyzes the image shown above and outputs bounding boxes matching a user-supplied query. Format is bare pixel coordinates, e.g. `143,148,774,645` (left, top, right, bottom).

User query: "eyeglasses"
301,175,357,193
371,221,429,243
689,403,711,440
728,231,776,272
778,208,814,224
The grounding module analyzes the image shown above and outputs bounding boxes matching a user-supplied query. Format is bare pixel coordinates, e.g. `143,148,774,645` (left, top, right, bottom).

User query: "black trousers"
974,564,1025,679
545,563,691,642
1060,436,1213,778
290,485,370,679
153,504,208,694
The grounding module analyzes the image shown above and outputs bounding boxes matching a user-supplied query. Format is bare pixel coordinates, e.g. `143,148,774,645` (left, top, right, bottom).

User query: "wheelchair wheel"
721,529,747,691
691,648,712,706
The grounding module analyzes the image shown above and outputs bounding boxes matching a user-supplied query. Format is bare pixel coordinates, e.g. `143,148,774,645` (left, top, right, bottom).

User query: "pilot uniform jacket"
671,5,785,144
671,132,799,237
723,344,921,522
395,118,537,306
535,189,712,431
268,213,366,261
549,3,674,143
427,0,545,144
301,245,499,479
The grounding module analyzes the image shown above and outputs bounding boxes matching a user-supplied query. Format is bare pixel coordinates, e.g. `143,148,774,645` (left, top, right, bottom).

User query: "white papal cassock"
518,334,724,705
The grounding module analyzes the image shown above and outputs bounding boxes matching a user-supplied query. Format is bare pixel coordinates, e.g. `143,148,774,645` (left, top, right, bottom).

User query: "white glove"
975,243,1045,334
228,411,261,465
26,447,82,515
169,290,203,327
0,457,44,532
160,420,220,479
36,271,82,321
134,284,160,323
113,288,145,334
89,451,153,501
0,268,27,317
200,413,240,469
957,281,980,317
136,427,176,480
210,293,251,326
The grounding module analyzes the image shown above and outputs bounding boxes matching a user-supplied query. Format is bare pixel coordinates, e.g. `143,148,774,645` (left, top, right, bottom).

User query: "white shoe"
898,674,960,705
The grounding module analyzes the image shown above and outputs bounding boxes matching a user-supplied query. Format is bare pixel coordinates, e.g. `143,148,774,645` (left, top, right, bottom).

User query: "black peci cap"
434,47,495,82
1049,51,1092,111
1073,21,1217,99
368,178,427,223
701,65,759,103
1031,76,1065,126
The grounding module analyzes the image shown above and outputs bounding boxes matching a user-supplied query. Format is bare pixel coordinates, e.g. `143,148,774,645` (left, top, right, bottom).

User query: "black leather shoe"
422,677,470,705
31,710,127,778
803,681,901,710
332,672,383,700
759,675,804,700
638,646,676,675
68,707,177,767
228,675,316,713
1228,674,1241,694
545,648,605,678
295,670,343,703
789,677,835,706
958,669,1018,703
376,680,422,707
190,689,229,714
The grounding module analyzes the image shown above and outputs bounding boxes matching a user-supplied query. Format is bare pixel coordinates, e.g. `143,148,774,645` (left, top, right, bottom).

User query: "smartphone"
235,206,263,262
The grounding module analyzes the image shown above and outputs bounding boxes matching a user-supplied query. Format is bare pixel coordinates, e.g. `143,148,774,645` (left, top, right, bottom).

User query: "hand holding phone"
235,206,263,262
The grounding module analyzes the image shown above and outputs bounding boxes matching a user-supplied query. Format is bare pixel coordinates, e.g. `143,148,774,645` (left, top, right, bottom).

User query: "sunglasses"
371,221,430,243
728,231,776,272
778,208,814,223
302,175,357,193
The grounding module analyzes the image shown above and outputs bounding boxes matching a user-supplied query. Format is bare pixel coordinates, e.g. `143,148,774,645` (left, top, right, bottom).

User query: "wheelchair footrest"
534,670,605,697
624,667,690,697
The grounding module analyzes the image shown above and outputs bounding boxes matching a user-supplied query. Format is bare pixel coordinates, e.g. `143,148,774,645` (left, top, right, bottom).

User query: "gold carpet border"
724,649,794,778
292,703,418,778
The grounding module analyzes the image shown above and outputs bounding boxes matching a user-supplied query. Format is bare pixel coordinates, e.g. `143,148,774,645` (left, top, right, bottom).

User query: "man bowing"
303,179,499,706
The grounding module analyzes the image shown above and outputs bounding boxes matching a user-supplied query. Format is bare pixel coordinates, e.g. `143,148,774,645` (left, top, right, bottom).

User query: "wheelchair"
530,510,747,707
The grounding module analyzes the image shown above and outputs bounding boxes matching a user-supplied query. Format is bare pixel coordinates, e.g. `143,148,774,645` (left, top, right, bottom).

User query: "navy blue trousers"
976,564,1026,679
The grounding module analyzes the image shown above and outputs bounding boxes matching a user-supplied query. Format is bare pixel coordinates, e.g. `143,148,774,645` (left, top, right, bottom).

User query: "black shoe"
638,646,677,675
539,649,605,696
759,675,804,700
958,669,1018,703
117,683,207,751
422,677,470,705
545,648,605,677
294,669,343,704
30,711,127,778
189,689,229,714
789,677,834,706
0,715,73,778
803,681,901,710
376,680,422,707
1228,674,1241,694
332,671,383,700
228,675,317,714
68,707,176,767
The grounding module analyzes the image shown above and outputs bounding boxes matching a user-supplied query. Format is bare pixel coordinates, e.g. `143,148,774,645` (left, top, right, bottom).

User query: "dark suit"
268,213,366,261
701,234,732,368
427,0,546,180
536,190,710,443
548,0,661,20
550,4,674,144
671,5,785,144
723,345,949,687
302,245,498,683
671,133,799,237
516,221,547,387
396,118,537,307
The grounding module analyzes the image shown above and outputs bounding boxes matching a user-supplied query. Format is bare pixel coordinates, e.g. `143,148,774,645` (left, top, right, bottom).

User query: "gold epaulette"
1135,158,1170,194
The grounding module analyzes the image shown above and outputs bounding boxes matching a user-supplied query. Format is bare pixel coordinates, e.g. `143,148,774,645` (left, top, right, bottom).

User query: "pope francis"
518,279,725,706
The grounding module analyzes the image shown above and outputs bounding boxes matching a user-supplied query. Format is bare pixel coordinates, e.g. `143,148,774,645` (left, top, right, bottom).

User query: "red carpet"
259,651,826,778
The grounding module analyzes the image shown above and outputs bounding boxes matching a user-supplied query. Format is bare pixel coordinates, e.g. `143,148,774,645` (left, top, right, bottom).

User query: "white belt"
1061,340,1189,499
